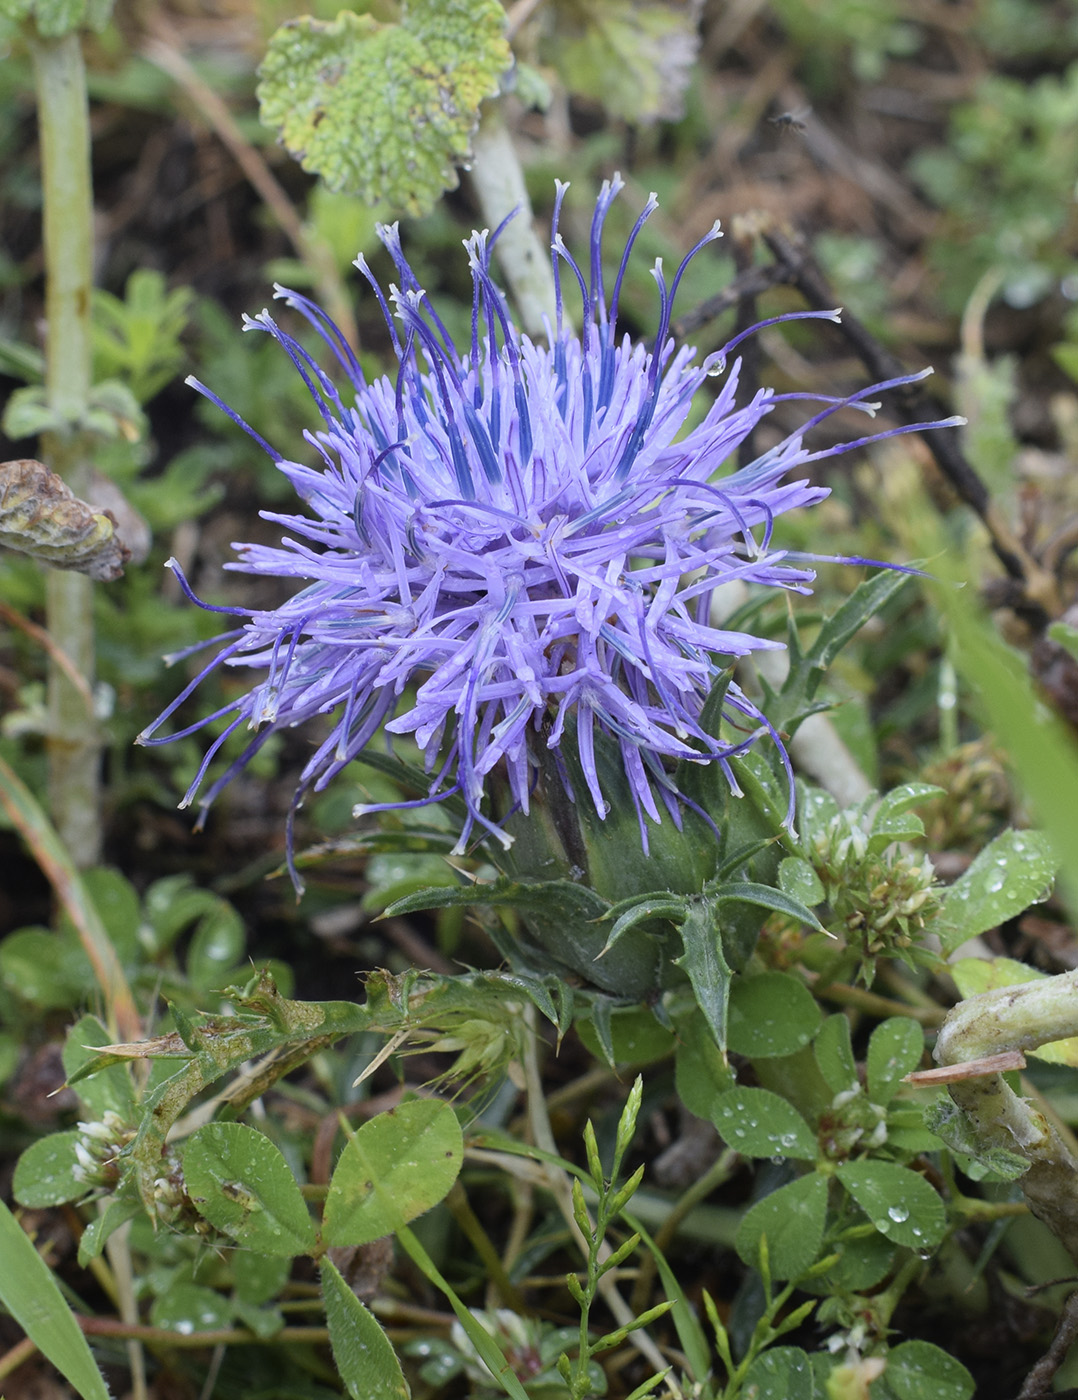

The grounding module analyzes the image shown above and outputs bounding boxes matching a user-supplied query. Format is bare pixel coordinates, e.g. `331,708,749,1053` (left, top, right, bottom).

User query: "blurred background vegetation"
3,1,1078,1397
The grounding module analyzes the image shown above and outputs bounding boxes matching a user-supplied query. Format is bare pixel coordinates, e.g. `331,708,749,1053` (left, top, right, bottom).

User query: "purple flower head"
140,177,953,882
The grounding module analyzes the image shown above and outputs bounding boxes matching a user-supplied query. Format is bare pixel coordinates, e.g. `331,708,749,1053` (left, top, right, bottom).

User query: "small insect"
769,106,811,134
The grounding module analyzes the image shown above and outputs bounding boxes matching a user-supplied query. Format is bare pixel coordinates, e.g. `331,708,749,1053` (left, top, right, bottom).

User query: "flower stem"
469,106,559,338
30,29,101,868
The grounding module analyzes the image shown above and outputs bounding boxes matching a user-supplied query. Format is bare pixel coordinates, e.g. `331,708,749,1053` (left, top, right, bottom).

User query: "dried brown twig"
674,218,1061,625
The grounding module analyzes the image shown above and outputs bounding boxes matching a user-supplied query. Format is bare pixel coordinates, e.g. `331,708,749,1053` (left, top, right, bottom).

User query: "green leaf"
600,893,689,954
186,897,245,989
866,1017,925,1105
91,269,193,405
735,1173,828,1280
631,1216,713,1387
778,856,826,909
771,572,913,730
674,898,732,1050
78,1193,141,1265
0,927,92,1009
63,1016,136,1121
710,1087,816,1161
1048,619,1078,662
936,829,1056,953
674,1008,735,1119
742,1345,814,1400
814,1014,859,1095
0,752,138,1034
150,1283,231,1335
321,1258,410,1400
0,335,44,383
0,1197,111,1400
230,1298,285,1340
949,956,1078,1065
182,1122,317,1257
13,1132,86,1207
816,1230,895,1292
77,868,141,964
2,384,63,438
922,1095,1029,1181
551,0,699,122
257,0,510,217
576,1004,676,1067
727,972,822,1059
867,783,944,853
715,880,827,931
385,875,609,925
873,1340,974,1400
323,1099,463,1247
927,565,1078,917
394,1223,532,1400
835,1161,945,1250
803,572,913,679
233,1251,291,1307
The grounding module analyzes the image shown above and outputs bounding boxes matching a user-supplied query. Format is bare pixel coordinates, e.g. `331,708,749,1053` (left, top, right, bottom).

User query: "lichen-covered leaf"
257,0,510,217
923,1094,1029,1180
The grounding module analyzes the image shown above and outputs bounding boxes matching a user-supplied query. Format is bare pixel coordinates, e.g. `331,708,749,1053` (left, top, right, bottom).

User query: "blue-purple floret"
140,176,955,877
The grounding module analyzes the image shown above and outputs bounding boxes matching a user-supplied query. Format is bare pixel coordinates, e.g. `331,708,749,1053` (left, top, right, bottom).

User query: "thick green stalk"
30,30,102,868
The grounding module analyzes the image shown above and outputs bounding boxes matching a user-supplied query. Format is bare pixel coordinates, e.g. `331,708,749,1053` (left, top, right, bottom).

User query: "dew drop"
887,1204,909,1223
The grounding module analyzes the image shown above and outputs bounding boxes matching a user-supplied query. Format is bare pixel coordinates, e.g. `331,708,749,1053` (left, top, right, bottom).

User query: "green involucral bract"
256,0,511,217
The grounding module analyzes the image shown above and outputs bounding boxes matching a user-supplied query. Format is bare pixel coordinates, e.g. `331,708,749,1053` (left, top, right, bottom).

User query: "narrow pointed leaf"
321,1258,409,1400
0,1198,111,1400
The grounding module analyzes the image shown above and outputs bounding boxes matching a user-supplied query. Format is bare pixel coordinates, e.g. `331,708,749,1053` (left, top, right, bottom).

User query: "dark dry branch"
1019,1289,1078,1398
759,224,1060,623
